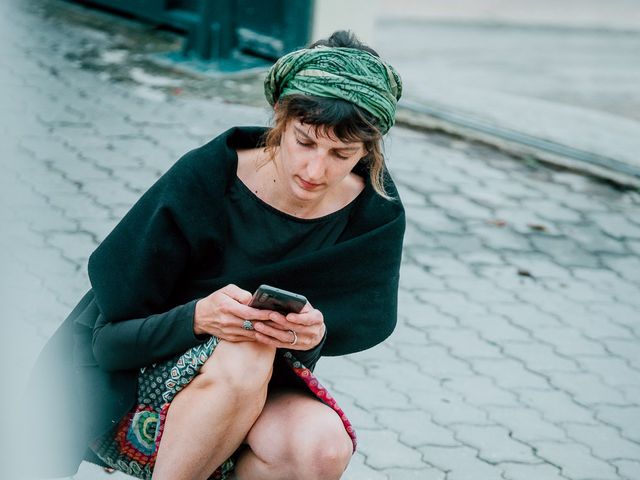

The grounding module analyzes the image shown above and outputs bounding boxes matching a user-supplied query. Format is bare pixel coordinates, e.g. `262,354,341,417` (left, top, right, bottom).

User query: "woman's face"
276,119,366,203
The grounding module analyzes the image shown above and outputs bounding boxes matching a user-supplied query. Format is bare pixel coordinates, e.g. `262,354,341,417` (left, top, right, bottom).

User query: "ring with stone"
242,320,254,331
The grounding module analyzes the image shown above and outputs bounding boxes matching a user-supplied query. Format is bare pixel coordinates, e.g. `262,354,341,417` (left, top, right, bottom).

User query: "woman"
23,30,404,480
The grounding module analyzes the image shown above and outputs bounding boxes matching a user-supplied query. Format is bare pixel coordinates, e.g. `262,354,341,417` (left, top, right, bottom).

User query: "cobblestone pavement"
3,1,640,479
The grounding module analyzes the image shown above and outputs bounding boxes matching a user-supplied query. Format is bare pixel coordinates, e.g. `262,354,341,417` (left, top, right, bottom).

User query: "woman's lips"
298,177,321,190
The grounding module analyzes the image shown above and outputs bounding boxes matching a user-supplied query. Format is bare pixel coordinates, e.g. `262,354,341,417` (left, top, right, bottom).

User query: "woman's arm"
92,299,205,372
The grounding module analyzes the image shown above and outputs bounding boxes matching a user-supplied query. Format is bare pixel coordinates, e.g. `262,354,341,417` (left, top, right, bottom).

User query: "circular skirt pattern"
89,337,356,480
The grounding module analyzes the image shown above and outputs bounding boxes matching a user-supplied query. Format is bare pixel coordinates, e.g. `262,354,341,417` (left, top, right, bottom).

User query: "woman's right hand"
193,284,273,342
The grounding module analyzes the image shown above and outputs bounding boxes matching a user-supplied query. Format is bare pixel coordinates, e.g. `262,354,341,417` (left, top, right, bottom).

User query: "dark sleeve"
87,144,223,369
92,299,211,371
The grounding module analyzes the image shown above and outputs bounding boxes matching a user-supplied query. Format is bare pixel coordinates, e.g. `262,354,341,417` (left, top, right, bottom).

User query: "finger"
254,331,301,350
285,309,322,326
221,284,253,305
227,301,275,321
252,322,296,344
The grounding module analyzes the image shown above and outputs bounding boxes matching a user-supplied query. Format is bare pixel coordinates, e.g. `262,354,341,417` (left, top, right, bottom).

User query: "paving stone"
444,376,520,407
626,239,640,255
357,429,426,470
450,424,538,463
398,344,474,379
560,310,635,342
333,377,410,411
385,321,431,346
588,212,640,239
521,198,583,223
413,250,476,277
494,293,572,329
613,459,640,480
443,277,518,304
485,407,567,442
471,224,533,251
427,329,504,359
532,327,609,356
418,445,505,480
47,192,110,219
519,390,597,424
502,251,571,279
45,231,98,264
408,390,492,426
533,441,619,480
471,358,551,390
596,406,640,443
529,235,601,268
542,278,617,303
405,205,461,233
577,356,640,388
399,263,442,290
468,315,532,344
432,233,487,254
482,176,545,199
342,452,389,480
546,371,628,406
564,423,640,461
416,290,489,319
403,221,441,249
396,184,428,207
554,190,611,213
429,194,493,220
491,207,561,236
559,223,631,254
394,170,455,194
367,360,442,394
457,250,504,266
500,462,565,480
384,467,445,480
598,340,640,369
587,303,640,333
402,303,458,330
501,342,580,373
374,409,459,448
600,254,640,284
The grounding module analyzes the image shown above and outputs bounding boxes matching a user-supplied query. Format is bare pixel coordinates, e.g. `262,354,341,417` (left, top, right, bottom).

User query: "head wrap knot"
264,46,402,134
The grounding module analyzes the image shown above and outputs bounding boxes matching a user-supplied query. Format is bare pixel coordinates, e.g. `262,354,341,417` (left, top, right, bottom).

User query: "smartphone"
249,284,307,314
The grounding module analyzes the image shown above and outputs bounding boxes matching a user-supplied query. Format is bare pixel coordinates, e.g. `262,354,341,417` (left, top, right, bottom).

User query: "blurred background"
2,1,640,479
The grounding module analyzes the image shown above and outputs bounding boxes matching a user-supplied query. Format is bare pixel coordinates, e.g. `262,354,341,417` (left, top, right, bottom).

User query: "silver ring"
288,329,298,346
242,320,254,331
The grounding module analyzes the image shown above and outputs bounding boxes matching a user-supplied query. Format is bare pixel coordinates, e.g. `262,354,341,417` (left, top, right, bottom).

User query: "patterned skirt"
89,337,356,480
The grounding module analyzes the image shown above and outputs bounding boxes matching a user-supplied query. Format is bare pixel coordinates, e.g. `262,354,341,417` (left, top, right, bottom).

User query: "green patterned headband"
264,45,403,134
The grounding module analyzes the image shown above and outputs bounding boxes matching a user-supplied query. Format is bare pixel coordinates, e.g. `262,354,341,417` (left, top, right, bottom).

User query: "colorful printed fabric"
264,45,403,134
89,338,356,480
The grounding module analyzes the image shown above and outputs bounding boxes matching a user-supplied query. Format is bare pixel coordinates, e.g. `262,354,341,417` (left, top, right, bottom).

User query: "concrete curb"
396,100,640,190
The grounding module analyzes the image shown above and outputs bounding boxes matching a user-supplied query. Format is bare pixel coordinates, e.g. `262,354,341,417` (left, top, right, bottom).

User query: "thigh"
244,388,353,462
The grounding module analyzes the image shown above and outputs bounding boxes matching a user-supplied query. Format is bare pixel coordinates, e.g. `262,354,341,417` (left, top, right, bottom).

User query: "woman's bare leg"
152,341,276,480
233,389,353,480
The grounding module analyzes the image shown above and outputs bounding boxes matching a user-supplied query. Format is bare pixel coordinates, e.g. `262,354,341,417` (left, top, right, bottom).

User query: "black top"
223,174,359,386
223,175,356,272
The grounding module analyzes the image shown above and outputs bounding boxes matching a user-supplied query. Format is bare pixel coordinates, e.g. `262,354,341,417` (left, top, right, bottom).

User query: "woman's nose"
306,152,327,179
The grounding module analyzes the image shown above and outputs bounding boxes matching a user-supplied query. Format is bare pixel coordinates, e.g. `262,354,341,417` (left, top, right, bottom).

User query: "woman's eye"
296,139,312,147
335,153,350,160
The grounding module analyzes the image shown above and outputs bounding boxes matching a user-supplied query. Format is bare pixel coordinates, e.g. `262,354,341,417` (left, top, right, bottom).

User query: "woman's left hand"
252,302,325,350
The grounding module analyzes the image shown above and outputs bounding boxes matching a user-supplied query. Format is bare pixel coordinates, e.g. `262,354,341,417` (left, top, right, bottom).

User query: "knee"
193,341,276,395
271,419,353,480
299,431,353,480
